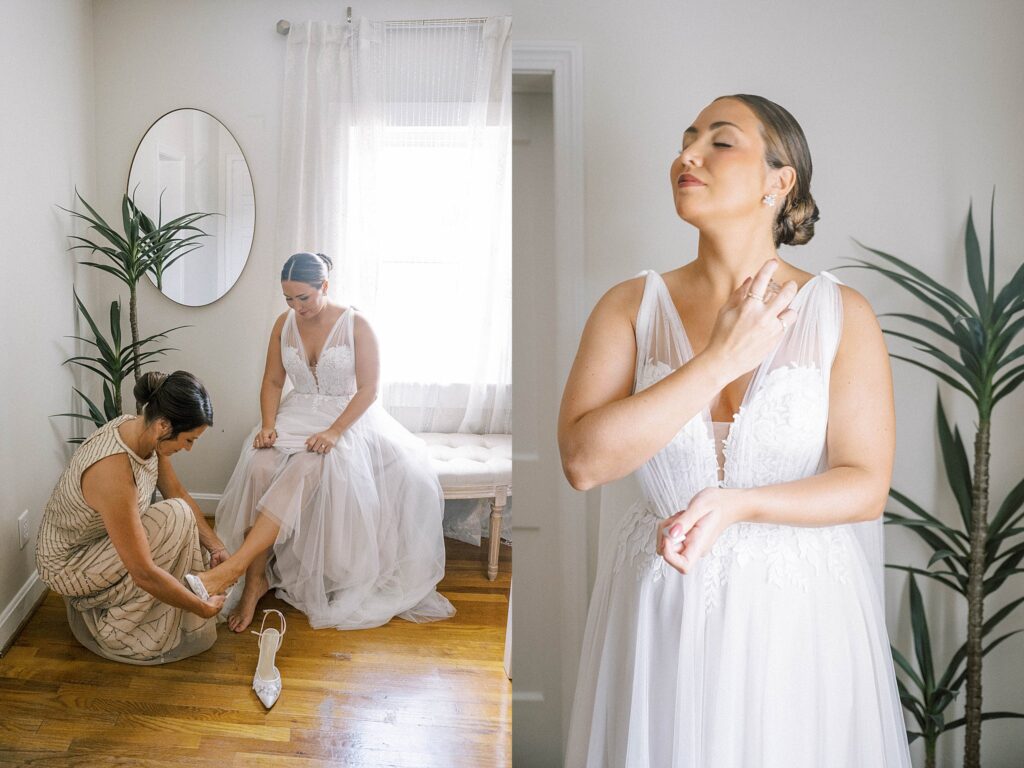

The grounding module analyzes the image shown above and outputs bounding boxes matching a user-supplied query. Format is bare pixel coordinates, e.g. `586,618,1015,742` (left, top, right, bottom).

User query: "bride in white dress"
195,252,454,631
558,95,911,767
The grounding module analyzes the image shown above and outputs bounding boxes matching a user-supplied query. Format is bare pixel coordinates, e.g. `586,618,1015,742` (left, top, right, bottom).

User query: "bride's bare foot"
227,571,270,633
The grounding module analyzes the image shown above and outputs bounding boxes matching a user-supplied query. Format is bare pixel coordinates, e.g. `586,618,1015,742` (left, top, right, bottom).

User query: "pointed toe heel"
251,608,287,709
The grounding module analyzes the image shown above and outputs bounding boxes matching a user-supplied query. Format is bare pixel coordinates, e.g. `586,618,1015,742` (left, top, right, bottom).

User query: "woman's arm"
306,312,381,454
155,454,227,565
659,285,896,573
558,261,799,490
255,313,288,449
80,456,224,617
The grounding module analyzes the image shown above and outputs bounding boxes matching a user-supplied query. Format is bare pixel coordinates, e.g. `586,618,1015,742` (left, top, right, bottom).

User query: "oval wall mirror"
127,108,255,306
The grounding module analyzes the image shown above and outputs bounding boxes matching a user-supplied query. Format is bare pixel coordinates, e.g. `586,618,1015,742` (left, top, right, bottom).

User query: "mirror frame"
127,107,256,307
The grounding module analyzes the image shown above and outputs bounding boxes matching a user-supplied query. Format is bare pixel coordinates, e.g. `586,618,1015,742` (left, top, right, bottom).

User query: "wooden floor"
0,538,511,768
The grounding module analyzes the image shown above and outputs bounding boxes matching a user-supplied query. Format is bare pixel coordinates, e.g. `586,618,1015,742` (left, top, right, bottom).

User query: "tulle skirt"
565,499,912,768
215,391,455,630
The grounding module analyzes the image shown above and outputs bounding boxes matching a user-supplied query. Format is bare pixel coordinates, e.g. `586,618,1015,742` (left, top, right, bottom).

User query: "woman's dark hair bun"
134,371,169,408
316,252,333,270
134,370,213,439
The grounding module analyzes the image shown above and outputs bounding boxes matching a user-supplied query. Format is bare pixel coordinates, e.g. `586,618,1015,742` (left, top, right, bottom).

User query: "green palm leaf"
989,478,1024,538
842,262,959,326
849,242,976,317
963,202,990,322
936,397,973,528
887,564,965,594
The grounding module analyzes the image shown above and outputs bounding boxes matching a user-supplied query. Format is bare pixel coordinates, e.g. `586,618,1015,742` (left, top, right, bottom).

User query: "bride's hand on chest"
702,260,800,378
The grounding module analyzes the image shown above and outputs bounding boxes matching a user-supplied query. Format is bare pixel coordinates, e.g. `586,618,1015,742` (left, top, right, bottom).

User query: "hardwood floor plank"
0,539,510,767
115,714,291,742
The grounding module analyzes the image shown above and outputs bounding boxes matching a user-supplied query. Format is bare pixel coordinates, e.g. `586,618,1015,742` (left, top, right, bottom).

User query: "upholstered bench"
417,433,511,580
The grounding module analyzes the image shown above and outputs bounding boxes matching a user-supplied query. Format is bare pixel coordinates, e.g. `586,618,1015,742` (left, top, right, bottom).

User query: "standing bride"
208,251,454,631
559,95,911,766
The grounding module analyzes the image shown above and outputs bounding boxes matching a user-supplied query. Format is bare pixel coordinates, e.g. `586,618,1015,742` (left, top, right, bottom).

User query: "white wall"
0,0,96,649
512,1,1024,766
90,0,511,505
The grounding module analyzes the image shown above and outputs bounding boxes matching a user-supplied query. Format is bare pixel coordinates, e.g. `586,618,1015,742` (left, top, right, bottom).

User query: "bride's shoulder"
598,271,654,311
805,270,873,315
588,273,650,331
348,308,377,338
345,305,368,324
271,310,290,334
835,283,878,326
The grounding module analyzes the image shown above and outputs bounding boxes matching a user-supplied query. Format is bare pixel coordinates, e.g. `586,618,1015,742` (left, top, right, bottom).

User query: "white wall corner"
0,572,48,657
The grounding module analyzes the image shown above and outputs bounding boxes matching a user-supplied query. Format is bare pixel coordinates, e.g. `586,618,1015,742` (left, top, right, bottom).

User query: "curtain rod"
276,10,488,35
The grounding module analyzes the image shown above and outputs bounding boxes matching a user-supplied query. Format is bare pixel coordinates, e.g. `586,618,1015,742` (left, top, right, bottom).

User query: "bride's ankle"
204,562,243,591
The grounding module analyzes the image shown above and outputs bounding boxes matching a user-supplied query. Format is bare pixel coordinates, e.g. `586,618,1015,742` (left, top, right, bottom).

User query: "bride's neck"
691,226,779,295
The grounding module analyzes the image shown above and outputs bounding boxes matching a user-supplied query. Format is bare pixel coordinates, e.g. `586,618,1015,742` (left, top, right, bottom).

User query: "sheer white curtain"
276,17,512,435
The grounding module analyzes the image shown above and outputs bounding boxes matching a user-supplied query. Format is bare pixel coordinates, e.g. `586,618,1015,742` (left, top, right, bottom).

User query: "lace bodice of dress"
280,308,357,398
613,270,849,593
632,271,840,512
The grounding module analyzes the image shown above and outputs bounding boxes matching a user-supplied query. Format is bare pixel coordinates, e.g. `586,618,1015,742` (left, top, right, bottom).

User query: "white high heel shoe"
252,609,287,709
184,573,234,604
184,573,209,600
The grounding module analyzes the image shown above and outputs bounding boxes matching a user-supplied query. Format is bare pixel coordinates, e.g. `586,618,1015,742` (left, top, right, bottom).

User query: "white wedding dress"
565,270,912,767
215,307,455,629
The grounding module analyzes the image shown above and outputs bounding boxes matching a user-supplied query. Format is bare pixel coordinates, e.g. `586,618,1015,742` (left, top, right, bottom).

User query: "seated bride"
197,251,455,632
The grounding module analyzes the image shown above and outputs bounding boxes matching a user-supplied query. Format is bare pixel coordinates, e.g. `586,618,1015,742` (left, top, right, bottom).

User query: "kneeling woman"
36,371,227,664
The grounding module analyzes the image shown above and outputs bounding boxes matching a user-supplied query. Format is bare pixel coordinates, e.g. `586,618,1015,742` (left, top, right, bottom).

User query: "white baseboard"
0,572,48,657
153,490,222,517
188,492,222,517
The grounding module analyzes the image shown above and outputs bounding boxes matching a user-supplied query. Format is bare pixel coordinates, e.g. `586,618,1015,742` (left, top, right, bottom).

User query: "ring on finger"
745,290,766,302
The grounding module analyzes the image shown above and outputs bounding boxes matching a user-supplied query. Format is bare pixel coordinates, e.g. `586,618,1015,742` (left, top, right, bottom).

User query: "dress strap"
631,270,693,395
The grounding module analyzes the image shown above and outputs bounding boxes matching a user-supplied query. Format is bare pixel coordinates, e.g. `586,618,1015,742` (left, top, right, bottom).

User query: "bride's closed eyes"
678,142,734,154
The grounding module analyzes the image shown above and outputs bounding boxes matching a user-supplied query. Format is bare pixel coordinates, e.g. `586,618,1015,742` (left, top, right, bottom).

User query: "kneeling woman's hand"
194,593,226,619
208,545,230,569
306,428,342,455
656,487,747,574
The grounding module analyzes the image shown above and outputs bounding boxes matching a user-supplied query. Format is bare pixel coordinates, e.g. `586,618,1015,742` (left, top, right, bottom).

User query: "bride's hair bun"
281,252,331,288
777,197,820,247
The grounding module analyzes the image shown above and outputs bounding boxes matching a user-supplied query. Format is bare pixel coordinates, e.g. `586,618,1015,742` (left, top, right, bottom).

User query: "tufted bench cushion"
417,433,511,580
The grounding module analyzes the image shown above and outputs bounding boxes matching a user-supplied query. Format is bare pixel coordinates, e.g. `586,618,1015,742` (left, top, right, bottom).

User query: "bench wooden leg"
488,487,508,581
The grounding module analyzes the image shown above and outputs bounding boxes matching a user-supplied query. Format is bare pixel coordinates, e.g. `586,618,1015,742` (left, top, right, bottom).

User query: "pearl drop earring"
762,194,776,207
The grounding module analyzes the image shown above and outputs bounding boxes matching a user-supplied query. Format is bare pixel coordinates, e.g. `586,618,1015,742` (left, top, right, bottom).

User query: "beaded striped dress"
36,415,216,664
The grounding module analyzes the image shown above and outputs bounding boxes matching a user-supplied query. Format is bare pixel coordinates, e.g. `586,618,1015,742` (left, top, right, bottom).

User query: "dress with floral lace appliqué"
215,307,455,630
565,270,912,768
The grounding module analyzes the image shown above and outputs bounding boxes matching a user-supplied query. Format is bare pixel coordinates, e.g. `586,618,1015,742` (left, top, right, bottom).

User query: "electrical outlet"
17,510,30,550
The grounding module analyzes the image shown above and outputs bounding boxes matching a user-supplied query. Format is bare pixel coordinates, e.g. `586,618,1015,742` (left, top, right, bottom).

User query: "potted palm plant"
57,190,211,432
60,190,212,382
56,290,182,440
848,192,1024,768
